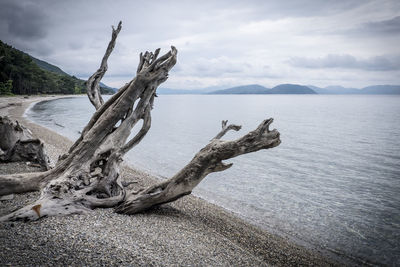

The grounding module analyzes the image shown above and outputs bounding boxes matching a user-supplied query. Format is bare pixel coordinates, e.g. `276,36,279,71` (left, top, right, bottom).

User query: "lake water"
27,95,400,265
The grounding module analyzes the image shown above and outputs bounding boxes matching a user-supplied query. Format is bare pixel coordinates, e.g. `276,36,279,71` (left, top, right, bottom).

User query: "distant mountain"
209,84,269,94
99,82,118,93
360,85,400,94
309,85,360,94
159,84,400,95
158,85,230,95
267,84,316,94
308,85,400,94
158,88,206,94
208,84,316,94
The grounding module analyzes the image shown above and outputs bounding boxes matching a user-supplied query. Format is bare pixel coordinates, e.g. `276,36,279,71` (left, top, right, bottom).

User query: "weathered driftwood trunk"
116,119,280,214
0,21,280,222
0,116,50,169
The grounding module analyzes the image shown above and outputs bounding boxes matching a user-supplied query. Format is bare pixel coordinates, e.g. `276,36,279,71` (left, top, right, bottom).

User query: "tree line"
0,40,114,95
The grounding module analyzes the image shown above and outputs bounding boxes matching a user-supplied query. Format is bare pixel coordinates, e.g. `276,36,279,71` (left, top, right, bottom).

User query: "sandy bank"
0,95,340,266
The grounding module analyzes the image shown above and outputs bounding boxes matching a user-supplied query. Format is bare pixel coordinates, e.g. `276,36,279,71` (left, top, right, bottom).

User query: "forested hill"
0,40,114,95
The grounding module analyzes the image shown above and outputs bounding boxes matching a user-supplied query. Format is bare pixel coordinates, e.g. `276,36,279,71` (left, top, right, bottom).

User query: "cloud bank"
0,0,399,89
289,54,400,71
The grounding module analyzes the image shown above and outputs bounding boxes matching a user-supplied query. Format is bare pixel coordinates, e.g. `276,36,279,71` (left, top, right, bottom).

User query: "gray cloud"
0,0,399,88
248,0,367,19
361,16,400,35
192,57,243,77
31,41,55,57
339,16,400,37
68,42,84,50
288,54,400,71
0,0,49,41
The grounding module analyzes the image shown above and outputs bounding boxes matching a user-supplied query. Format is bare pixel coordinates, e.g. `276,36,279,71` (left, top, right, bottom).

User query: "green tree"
74,85,81,94
0,40,114,96
0,79,13,95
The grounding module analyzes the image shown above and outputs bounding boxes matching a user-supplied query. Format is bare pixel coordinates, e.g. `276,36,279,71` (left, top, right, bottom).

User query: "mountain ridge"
158,84,400,95
267,84,316,94
209,84,269,94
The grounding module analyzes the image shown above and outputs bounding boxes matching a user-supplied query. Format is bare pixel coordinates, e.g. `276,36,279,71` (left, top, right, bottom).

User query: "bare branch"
87,21,122,110
137,48,163,74
136,52,144,74
213,120,242,140
150,46,177,72
121,106,151,154
0,172,43,196
116,118,280,215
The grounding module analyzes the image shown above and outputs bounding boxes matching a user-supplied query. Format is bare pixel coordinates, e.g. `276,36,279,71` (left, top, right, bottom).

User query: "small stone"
0,194,15,201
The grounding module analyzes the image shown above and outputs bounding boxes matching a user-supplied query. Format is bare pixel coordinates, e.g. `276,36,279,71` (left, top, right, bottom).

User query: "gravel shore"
0,96,339,266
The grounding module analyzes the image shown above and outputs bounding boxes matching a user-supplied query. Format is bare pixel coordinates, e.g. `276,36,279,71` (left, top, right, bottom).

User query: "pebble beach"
0,96,340,266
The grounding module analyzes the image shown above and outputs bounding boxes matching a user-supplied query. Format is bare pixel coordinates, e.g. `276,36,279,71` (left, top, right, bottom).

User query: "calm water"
27,95,400,265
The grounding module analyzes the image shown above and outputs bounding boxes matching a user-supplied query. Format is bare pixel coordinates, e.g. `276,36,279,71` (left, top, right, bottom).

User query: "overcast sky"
1,0,399,89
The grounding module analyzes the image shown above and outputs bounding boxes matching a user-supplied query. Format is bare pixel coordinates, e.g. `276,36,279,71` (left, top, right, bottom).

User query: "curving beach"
0,96,341,266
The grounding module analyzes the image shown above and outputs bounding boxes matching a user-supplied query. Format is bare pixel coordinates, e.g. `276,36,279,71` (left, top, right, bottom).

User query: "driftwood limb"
213,120,242,140
0,116,50,169
87,21,122,110
0,116,32,151
116,118,280,214
0,172,45,196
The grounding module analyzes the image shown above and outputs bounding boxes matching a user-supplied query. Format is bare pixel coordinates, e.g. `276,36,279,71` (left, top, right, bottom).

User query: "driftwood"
0,116,50,169
116,119,280,214
0,21,280,222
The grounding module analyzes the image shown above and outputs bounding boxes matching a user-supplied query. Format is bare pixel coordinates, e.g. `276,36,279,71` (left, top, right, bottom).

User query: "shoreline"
0,95,342,266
